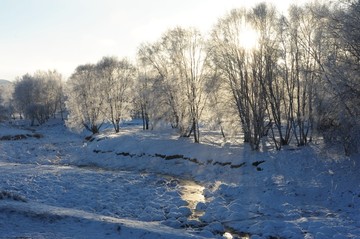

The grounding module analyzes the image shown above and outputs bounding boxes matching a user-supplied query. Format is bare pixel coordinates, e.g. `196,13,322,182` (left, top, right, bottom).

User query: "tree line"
1,1,359,155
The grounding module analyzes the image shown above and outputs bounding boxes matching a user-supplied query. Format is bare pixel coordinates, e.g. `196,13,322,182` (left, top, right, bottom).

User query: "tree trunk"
192,118,199,143
91,125,99,134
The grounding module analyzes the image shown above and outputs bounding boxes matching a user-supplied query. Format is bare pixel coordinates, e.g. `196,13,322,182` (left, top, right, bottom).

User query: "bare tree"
0,89,8,121
13,74,35,119
315,0,360,155
135,62,155,130
0,81,14,121
137,27,210,143
250,3,281,149
138,41,184,129
96,56,136,133
166,27,210,143
66,64,105,134
34,70,64,119
210,7,270,150
12,71,63,125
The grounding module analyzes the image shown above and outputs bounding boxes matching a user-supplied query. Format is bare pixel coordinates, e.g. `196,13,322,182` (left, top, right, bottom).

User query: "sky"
0,0,311,81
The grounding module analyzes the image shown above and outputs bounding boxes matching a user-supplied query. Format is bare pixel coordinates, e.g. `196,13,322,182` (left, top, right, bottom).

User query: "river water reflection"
178,179,250,239
178,180,205,220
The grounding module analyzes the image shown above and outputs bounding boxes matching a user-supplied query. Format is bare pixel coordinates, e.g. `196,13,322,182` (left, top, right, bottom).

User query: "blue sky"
0,0,308,81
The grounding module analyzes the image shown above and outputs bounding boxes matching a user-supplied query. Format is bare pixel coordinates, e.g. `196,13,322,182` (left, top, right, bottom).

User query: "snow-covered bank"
1,120,360,238
0,199,200,239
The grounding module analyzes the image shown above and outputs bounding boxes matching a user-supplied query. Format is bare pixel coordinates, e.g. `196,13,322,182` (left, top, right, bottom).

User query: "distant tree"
0,82,13,121
0,90,8,121
33,70,64,119
13,74,35,119
202,70,237,141
12,70,63,125
25,103,47,125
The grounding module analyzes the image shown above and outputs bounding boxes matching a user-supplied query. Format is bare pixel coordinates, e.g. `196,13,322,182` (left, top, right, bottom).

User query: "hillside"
0,79,11,85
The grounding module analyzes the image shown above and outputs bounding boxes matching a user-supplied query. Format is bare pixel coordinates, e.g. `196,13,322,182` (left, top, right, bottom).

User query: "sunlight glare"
223,232,233,239
239,25,259,50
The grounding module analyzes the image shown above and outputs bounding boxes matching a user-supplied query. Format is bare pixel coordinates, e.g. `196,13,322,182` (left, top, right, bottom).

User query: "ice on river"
0,162,204,238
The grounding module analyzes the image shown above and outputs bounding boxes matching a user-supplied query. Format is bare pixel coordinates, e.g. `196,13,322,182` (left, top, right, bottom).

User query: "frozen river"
0,121,213,238
0,161,208,238
2,120,359,238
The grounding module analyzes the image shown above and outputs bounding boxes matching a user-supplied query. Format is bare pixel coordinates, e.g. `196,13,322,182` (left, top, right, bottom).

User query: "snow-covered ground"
0,119,359,238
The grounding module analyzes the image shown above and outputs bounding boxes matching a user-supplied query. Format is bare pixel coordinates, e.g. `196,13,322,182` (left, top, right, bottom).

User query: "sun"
239,25,259,50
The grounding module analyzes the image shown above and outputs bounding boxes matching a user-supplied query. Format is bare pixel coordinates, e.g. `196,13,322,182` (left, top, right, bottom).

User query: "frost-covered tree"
66,64,105,134
138,40,185,130
0,89,8,121
166,27,210,143
13,74,35,119
250,4,281,149
66,57,135,134
203,70,240,142
34,70,64,119
135,62,156,130
210,7,272,150
138,27,210,143
0,81,14,121
96,56,136,133
284,4,326,146
315,0,360,155
12,70,63,125
209,3,334,151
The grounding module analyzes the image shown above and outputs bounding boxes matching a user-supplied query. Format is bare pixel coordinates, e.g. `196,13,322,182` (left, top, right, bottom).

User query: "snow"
0,119,359,238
